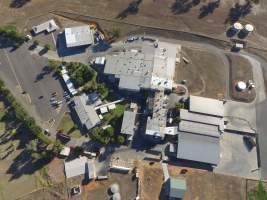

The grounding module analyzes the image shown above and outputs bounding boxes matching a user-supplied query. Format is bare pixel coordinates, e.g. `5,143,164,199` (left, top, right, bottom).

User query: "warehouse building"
65,25,94,48
176,95,224,165
104,41,180,92
72,93,100,130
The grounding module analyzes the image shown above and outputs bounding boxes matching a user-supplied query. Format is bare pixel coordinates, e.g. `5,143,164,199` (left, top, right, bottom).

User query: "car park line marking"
3,49,23,92
51,32,57,49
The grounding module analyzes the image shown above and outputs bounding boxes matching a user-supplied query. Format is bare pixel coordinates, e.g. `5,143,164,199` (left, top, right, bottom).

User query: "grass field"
175,46,227,99
0,100,52,200
57,113,81,138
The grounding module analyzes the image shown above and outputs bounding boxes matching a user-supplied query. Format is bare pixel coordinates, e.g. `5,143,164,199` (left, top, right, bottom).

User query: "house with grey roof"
72,93,100,130
121,110,137,141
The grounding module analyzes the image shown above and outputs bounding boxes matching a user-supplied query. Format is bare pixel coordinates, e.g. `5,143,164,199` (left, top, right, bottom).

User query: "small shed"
60,146,70,157
108,104,116,110
100,106,108,114
169,178,186,199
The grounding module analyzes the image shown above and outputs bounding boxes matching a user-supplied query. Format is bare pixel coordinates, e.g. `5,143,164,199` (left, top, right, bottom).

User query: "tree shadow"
171,0,200,15
198,0,220,19
225,0,252,24
6,149,53,181
116,0,143,19
9,0,31,8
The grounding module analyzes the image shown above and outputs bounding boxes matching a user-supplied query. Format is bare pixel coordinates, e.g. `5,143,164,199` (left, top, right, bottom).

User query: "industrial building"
176,95,224,165
104,41,180,92
32,19,58,35
72,93,101,130
65,25,94,48
168,178,187,200
64,156,96,179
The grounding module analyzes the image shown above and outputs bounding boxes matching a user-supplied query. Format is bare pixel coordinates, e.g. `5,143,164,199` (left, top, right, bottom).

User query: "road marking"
3,49,23,92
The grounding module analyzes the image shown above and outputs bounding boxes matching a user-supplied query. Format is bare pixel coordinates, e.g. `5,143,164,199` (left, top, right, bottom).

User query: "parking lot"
214,132,259,179
0,39,67,131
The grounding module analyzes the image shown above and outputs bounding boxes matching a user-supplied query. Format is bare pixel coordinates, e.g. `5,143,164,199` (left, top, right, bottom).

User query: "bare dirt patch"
227,53,256,102
175,46,227,99
137,160,252,200
84,172,137,200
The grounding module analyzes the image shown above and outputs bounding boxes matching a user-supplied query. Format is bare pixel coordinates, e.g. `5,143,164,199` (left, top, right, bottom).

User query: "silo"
244,24,254,33
236,81,247,91
110,183,119,194
232,22,243,32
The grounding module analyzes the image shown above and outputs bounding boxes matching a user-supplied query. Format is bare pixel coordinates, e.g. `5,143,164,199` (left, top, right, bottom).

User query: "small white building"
65,25,94,48
32,19,58,35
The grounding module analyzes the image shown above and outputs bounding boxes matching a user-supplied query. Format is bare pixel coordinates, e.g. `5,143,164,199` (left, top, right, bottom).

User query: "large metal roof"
65,25,94,48
64,157,95,179
179,120,220,138
189,95,224,117
73,93,100,130
180,109,224,132
177,131,220,165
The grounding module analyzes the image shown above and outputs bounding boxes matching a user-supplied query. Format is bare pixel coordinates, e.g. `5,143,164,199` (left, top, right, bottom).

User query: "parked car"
57,132,71,143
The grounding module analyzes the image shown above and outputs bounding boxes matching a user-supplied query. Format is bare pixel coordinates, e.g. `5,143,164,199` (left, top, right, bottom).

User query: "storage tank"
112,193,121,200
236,81,247,91
233,22,243,31
110,183,119,194
244,24,254,33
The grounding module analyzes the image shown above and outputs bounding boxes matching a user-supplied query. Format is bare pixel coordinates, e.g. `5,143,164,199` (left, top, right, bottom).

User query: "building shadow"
56,32,88,57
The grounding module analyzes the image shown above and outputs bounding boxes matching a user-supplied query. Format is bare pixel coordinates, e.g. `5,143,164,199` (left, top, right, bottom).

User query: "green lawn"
57,113,81,138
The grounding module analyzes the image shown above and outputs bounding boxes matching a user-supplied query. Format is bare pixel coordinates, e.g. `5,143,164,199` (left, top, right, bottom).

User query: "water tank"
244,24,254,33
236,81,247,91
112,193,121,200
233,22,243,31
110,183,119,194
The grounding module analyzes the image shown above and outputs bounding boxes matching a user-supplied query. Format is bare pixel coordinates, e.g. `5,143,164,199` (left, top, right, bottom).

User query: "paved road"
0,41,67,131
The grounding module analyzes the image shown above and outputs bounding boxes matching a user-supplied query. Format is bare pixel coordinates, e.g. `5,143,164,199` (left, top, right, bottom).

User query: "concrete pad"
214,132,259,179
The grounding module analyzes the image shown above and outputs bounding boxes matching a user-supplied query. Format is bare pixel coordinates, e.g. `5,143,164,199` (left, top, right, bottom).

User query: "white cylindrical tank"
244,24,254,33
236,81,247,91
233,22,243,31
110,183,119,194
112,193,121,200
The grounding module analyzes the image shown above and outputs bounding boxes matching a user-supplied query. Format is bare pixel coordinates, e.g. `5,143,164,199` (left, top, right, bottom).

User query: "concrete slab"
214,132,259,179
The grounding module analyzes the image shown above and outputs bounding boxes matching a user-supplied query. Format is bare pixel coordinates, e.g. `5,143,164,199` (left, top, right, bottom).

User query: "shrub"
116,135,125,145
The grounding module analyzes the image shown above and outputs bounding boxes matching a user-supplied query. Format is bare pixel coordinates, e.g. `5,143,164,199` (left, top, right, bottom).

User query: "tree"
44,43,51,50
116,135,125,145
110,27,121,38
249,181,267,200
104,126,114,137
33,40,39,47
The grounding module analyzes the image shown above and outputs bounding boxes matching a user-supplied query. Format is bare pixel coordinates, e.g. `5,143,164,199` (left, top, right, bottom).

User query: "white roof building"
64,156,96,179
65,26,94,48
32,19,58,35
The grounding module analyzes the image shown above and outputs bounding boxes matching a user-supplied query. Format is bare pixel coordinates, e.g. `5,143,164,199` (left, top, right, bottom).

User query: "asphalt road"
0,41,67,131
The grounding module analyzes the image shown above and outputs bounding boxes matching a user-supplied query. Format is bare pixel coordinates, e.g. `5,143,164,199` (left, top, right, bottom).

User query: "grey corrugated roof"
180,109,224,131
169,178,186,199
189,95,224,117
177,131,220,165
64,157,95,179
65,26,94,48
179,120,220,138
121,111,136,138
73,93,100,130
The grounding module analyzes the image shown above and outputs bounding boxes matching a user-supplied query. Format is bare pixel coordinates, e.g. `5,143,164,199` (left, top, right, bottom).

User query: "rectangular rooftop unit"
189,95,224,117
65,25,94,48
